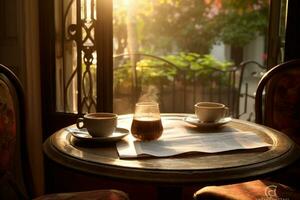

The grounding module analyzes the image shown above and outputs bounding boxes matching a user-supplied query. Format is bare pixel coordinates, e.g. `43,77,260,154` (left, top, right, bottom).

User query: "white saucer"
183,116,232,128
66,127,129,142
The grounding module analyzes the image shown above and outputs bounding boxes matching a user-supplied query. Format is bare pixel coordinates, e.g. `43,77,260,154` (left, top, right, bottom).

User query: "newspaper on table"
116,120,272,159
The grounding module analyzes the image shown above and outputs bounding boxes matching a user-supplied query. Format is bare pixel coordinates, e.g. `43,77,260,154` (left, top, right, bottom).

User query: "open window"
40,0,289,137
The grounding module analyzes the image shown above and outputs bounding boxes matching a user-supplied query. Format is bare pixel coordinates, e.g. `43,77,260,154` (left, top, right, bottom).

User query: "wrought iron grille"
55,0,97,114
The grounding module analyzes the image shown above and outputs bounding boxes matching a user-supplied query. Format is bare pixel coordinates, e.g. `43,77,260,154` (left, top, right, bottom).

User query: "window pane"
113,0,273,120
53,0,287,120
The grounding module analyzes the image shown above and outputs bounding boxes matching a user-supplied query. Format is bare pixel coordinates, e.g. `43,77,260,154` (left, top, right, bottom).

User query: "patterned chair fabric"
0,64,29,200
0,77,16,172
0,64,129,200
194,59,300,200
0,77,16,171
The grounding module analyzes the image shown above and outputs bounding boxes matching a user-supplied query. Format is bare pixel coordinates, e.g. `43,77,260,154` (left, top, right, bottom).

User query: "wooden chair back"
255,59,300,144
0,64,33,199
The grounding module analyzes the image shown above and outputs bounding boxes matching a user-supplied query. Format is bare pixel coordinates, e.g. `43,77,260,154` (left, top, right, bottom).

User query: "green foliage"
165,53,233,81
114,53,233,86
216,0,269,46
114,57,177,86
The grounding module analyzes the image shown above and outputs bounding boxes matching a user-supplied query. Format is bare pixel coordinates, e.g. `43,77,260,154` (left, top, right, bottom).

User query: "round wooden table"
43,114,300,199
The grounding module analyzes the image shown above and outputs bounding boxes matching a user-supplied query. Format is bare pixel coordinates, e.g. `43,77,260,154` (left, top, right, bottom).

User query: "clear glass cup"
131,102,163,141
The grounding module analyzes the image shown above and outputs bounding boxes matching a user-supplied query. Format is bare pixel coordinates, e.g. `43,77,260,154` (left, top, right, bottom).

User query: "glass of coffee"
131,102,163,141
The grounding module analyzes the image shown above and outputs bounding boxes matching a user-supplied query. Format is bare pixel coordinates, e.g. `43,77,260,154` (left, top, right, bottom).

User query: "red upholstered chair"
0,64,129,200
194,59,300,200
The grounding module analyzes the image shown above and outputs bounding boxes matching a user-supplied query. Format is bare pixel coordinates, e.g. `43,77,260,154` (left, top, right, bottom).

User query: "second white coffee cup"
195,102,228,122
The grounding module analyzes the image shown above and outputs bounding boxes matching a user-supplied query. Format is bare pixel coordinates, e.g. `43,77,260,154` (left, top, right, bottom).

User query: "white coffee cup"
76,113,117,137
195,102,228,122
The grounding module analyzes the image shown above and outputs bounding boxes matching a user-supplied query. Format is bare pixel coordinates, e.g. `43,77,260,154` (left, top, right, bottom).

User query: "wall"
0,0,24,80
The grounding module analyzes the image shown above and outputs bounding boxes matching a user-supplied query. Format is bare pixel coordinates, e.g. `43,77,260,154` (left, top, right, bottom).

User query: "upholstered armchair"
0,63,129,200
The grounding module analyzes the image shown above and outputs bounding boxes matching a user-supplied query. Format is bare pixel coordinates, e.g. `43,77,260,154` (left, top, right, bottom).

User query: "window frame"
40,0,300,139
39,0,113,139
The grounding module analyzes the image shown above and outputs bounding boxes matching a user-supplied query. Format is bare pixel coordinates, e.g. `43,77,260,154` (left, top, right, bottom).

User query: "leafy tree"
214,0,269,47
113,0,269,55
140,1,220,54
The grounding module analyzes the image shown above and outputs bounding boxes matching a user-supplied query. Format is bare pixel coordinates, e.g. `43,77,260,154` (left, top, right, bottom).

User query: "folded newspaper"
116,121,272,159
